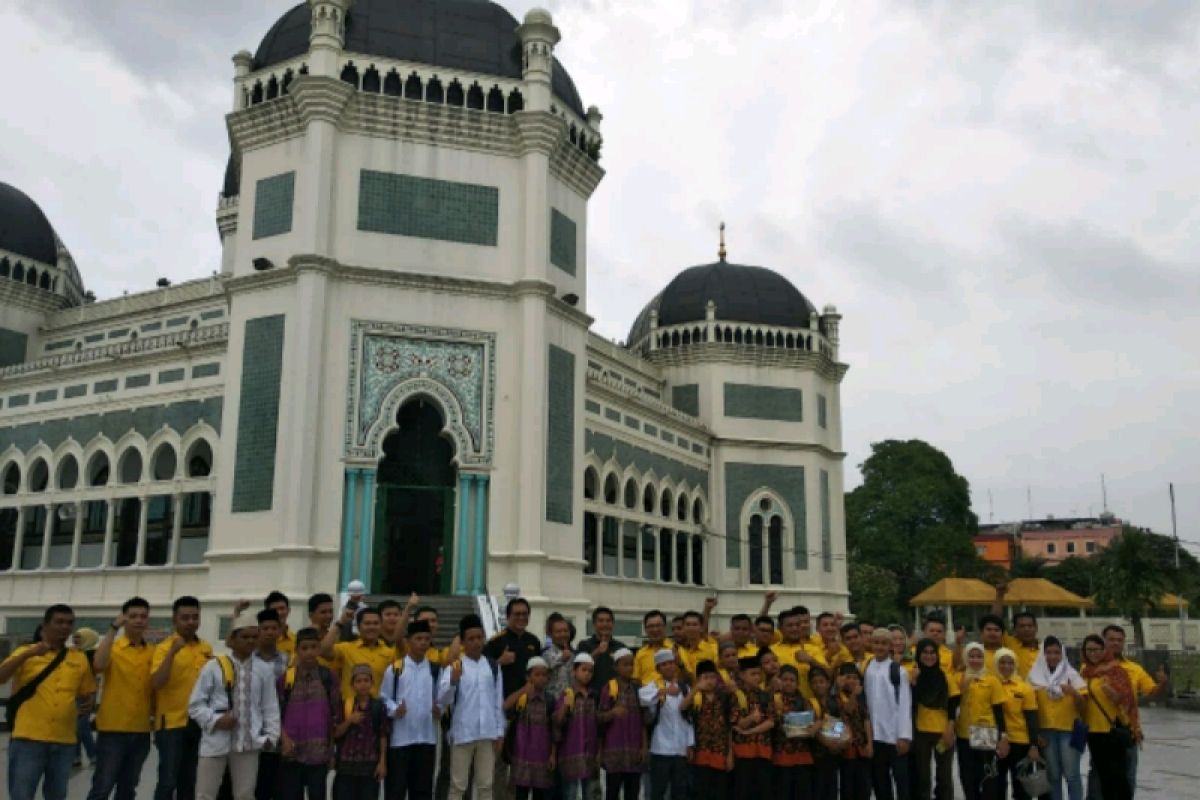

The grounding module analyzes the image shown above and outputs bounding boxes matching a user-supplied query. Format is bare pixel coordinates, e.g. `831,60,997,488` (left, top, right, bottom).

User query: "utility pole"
1171,483,1186,649
1101,473,1108,514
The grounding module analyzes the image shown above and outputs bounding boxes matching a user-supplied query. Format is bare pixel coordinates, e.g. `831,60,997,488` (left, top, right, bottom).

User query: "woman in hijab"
955,642,1007,800
1079,635,1137,800
911,639,958,800
1028,636,1085,800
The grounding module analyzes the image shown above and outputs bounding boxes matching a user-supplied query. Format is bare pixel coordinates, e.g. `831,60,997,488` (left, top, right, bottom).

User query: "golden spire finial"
718,221,727,261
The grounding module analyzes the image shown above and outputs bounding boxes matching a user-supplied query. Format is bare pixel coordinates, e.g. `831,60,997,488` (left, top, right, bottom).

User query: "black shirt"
576,636,629,690
483,628,542,697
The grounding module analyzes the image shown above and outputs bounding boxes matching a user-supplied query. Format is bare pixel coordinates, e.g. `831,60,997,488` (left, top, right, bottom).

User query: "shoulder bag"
1086,679,1134,750
5,647,69,728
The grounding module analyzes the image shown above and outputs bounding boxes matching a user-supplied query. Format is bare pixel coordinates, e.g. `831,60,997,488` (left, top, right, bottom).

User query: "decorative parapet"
44,276,226,330
584,365,711,431
0,323,229,380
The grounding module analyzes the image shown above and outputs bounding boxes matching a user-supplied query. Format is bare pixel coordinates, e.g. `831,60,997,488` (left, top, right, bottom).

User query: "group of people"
1,586,1170,800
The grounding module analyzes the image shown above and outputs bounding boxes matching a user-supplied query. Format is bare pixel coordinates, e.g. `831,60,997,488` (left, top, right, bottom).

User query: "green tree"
846,439,981,615
1010,555,1048,579
1045,556,1099,601
848,561,903,625
1093,527,1176,650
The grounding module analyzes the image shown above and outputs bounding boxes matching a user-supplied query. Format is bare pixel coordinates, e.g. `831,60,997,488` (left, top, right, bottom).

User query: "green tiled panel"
192,363,220,379
818,394,828,429
671,385,699,416
643,423,658,437
94,379,118,394
63,384,87,399
252,172,296,240
550,208,577,275
820,470,832,572
0,328,28,367
35,389,58,404
677,437,690,450
231,315,285,513
584,429,708,493
661,430,675,444
723,383,802,422
125,374,151,389
724,463,806,569
158,368,186,384
0,397,223,453
545,345,575,524
357,170,498,246
166,316,189,328
8,394,29,408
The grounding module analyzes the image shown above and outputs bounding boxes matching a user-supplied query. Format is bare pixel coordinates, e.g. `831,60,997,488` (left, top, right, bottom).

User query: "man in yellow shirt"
634,610,674,684
805,612,851,668
728,614,759,658
0,603,97,800
88,597,155,800
1000,612,1040,678
675,610,717,677
1097,623,1169,797
322,605,395,698
839,622,872,674
265,590,296,657
919,616,956,676
151,595,213,800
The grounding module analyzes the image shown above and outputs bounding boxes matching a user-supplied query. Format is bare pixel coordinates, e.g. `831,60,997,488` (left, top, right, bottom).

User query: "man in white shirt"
384,618,442,800
638,648,694,800
863,628,912,800
438,614,504,800
188,611,281,800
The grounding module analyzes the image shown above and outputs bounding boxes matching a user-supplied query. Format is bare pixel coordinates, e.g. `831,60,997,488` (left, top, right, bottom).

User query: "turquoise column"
472,474,489,594
340,468,360,586
454,474,473,596
358,471,376,588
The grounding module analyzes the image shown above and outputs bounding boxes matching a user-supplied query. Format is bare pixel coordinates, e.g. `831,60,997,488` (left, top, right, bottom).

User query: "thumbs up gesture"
498,646,516,666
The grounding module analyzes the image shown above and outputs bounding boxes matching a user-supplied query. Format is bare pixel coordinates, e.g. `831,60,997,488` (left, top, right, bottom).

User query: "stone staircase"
366,594,480,648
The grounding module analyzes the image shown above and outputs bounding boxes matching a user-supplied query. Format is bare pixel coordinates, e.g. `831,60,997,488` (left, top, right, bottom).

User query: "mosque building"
0,0,849,641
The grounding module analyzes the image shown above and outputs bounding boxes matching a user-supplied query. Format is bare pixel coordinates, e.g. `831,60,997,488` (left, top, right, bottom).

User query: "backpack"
217,656,236,710
280,665,335,716
390,657,442,701
448,656,500,719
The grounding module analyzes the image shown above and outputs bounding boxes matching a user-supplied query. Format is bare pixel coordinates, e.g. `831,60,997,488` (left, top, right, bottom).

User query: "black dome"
254,0,585,116
628,261,818,346
0,182,57,266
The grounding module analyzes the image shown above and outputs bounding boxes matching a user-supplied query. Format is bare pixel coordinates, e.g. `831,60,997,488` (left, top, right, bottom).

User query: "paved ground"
2,705,1197,798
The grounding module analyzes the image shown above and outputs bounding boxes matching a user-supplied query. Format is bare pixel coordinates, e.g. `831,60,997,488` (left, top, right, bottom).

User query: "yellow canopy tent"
909,577,996,607
1002,578,1093,610
1158,593,1190,610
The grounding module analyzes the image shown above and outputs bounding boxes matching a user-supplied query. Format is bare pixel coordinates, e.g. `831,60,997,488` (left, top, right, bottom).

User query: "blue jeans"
561,778,597,800
87,731,153,800
7,738,76,800
77,716,98,762
154,723,201,800
1042,731,1082,800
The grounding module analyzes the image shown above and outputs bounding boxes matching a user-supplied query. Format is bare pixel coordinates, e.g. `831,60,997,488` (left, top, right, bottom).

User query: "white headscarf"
1027,637,1085,698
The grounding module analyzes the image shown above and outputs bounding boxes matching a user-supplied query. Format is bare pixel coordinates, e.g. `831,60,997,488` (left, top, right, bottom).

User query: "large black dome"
254,0,585,116
627,260,818,346
0,182,57,266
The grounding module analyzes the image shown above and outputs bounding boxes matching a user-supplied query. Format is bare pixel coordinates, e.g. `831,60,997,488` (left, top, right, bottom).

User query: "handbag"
1016,757,1052,796
1069,719,1089,752
968,724,999,751
5,646,68,729
1086,680,1134,750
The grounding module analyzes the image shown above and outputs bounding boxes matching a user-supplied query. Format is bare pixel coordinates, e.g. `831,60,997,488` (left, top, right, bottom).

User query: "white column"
100,501,115,567
11,507,25,570
69,502,83,568
39,504,52,570
134,495,149,565
168,492,184,565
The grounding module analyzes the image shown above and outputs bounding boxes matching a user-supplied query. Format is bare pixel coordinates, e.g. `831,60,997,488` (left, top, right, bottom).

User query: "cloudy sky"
2,1,1197,546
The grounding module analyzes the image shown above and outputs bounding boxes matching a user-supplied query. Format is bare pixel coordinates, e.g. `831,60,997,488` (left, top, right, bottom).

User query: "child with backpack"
382,619,442,800
597,649,645,800
555,653,600,800
278,627,342,800
504,656,557,800
772,665,818,800
688,660,732,800
729,654,774,798
333,664,390,800
637,649,693,800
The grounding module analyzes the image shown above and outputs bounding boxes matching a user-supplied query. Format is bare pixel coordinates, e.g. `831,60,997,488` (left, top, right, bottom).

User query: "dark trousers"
649,755,687,800
1087,734,1131,800
956,740,998,800
87,731,152,800
515,790,548,800
911,732,953,800
838,757,871,800
604,772,640,800
692,765,728,800
154,722,202,800
871,742,910,800
256,752,281,800
333,773,380,800
774,764,813,800
389,744,437,800
813,757,838,800
733,757,771,798
278,763,328,800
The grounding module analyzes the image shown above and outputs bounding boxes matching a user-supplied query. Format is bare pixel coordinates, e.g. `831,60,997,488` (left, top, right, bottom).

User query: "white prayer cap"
526,656,549,672
347,580,366,593
573,653,595,666
654,649,676,666
613,648,634,662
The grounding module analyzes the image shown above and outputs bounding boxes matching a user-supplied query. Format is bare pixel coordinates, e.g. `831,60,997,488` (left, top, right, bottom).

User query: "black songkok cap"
407,619,431,637
738,655,762,671
459,614,484,636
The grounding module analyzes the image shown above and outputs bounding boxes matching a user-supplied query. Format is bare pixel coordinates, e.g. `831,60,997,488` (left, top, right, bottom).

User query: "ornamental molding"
646,345,850,383
345,321,496,467
0,279,70,313
45,277,227,332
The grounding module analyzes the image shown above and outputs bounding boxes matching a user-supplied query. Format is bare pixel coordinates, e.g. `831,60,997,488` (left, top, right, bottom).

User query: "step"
364,594,481,648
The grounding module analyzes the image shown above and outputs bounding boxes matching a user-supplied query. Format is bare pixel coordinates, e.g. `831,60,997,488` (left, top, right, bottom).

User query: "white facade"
0,1,848,643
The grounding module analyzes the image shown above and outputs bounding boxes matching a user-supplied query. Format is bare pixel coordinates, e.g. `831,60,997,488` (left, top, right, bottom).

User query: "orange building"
1018,524,1120,564
973,531,1019,570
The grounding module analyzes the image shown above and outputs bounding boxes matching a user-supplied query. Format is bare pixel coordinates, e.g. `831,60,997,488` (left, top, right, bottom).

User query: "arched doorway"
373,399,456,594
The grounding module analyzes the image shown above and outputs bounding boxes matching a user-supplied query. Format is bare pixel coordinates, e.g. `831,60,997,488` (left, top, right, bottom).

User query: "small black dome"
0,182,57,266
254,0,585,116
627,261,817,347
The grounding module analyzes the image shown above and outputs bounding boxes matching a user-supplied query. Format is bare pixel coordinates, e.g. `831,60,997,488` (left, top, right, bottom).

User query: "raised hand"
498,646,516,666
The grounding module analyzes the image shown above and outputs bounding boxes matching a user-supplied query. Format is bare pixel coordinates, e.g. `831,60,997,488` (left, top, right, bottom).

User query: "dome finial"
718,221,727,262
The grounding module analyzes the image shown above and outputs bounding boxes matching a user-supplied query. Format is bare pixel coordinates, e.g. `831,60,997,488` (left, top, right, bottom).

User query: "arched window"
86,452,110,487
117,448,143,485
57,455,79,490
281,69,294,94
39,272,50,290
486,85,505,113
185,440,213,478
362,66,382,94
27,458,49,492
0,258,9,277
748,514,764,585
642,484,656,513
251,81,264,104
2,462,20,494
466,82,484,110
768,515,784,584
660,488,673,518
447,80,464,106
603,473,619,505
26,267,37,286
733,328,743,344
151,444,177,481
340,62,359,87
677,493,688,521
623,478,638,509
692,534,704,585
641,525,656,580
658,528,673,582
675,531,689,584
266,74,280,100
692,497,704,525
506,88,524,113
583,511,597,574
426,76,444,104
569,123,578,144
404,72,423,100
583,467,598,501
383,69,402,97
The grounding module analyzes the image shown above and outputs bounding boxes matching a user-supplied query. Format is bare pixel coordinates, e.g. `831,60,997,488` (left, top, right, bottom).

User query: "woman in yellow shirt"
956,642,1007,800
1079,635,1136,800
1028,636,1085,800
911,639,959,800
994,649,1044,800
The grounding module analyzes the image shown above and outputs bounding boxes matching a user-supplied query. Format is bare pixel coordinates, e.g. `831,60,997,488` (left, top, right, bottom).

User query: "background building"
0,0,849,643
975,514,1122,568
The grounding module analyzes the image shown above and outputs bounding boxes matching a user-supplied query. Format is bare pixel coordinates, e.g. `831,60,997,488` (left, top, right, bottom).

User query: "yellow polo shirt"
634,640,674,684
277,629,296,658
937,645,955,675
96,637,153,733
676,638,718,677
1002,635,1039,678
1119,659,1157,697
804,640,851,668
333,639,395,698
955,673,1006,739
6,645,97,744
914,667,961,735
1081,677,1124,734
152,636,213,730
998,676,1038,744
1035,685,1081,733
736,641,760,659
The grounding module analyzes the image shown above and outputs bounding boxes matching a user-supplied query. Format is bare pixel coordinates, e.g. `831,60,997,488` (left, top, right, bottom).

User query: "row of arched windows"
583,466,705,524
1,439,213,495
0,257,56,293
654,325,819,352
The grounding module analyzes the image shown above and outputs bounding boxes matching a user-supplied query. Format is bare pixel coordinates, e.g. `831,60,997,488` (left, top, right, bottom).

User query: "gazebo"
909,576,1094,638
